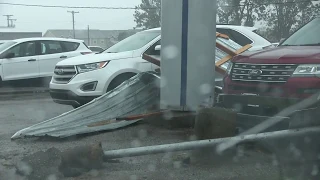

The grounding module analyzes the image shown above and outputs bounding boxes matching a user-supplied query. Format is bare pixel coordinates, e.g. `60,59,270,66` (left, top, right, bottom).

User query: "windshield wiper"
280,43,320,46
297,43,320,46
281,44,301,46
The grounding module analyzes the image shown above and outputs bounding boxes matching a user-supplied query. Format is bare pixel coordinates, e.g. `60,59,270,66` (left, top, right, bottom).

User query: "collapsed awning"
11,72,161,139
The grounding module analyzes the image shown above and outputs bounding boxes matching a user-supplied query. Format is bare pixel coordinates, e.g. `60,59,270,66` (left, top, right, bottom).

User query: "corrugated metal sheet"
11,72,161,139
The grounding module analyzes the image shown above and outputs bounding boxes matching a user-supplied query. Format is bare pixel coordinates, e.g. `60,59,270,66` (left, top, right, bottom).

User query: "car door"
1,41,39,81
38,40,72,77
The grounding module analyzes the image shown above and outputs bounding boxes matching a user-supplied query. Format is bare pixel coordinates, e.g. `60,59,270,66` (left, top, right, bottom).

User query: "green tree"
258,0,316,41
217,0,260,26
134,0,161,29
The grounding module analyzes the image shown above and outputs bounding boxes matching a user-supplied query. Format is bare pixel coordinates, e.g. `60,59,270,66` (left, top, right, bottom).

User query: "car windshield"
281,18,320,46
104,31,160,53
90,47,104,52
0,41,16,52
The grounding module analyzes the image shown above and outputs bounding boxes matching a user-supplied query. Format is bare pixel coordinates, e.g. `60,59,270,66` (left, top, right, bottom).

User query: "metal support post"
161,0,217,111
103,127,320,159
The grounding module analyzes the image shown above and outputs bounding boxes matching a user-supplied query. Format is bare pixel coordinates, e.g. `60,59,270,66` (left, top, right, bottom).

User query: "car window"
104,31,160,53
144,40,161,56
0,41,17,53
61,41,80,52
40,41,63,55
217,28,253,46
216,28,232,38
229,29,253,46
5,41,36,58
281,18,320,46
90,47,104,52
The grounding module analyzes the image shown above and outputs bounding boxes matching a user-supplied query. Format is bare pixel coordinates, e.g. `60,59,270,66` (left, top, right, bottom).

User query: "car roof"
9,37,84,43
145,25,258,32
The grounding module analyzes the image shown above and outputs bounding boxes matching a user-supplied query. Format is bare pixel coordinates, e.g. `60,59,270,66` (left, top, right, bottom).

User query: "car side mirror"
5,52,15,59
155,45,161,51
279,38,286,44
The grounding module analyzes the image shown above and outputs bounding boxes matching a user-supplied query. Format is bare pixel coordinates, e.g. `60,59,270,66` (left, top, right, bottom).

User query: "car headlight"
293,64,320,76
226,62,233,75
76,61,109,73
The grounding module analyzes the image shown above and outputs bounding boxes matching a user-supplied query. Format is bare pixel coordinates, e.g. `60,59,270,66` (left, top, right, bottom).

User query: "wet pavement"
0,93,283,180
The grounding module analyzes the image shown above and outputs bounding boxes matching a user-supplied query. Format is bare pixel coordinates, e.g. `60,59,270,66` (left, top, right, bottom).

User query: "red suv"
223,17,320,99
219,17,320,118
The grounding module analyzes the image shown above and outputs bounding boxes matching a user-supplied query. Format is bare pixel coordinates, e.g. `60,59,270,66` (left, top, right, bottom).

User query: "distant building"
43,29,140,49
0,32,42,40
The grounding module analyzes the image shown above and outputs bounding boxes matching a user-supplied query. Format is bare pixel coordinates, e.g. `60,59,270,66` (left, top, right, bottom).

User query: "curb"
0,88,50,96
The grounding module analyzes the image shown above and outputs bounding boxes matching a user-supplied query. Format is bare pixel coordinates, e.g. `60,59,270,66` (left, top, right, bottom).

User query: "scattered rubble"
15,143,107,179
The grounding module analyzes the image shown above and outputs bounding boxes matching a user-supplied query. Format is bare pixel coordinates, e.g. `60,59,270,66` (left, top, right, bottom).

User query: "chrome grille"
231,63,297,83
53,65,77,84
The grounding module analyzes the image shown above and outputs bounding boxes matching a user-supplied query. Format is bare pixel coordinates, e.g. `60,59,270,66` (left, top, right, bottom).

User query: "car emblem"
248,69,262,76
55,69,64,75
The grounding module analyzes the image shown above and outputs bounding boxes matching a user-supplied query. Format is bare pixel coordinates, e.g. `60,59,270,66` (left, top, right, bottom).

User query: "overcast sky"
0,0,141,33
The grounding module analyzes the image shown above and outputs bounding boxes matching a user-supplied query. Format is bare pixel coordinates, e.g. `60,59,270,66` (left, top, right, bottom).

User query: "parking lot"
0,90,283,180
0,1,319,179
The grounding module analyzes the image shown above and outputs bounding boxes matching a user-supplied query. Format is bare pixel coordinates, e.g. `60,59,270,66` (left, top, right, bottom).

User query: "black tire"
0,77,2,88
107,73,136,92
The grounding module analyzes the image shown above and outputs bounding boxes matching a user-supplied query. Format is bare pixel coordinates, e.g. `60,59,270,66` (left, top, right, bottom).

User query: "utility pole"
87,25,90,46
3,15,13,27
9,19,16,28
67,11,79,38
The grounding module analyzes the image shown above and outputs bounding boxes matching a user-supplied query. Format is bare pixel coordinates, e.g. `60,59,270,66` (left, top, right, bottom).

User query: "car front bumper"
50,89,99,106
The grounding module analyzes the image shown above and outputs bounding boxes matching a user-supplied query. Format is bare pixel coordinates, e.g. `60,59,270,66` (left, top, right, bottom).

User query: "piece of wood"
216,32,229,39
215,44,252,67
215,66,226,75
142,54,160,66
87,119,117,127
116,111,167,121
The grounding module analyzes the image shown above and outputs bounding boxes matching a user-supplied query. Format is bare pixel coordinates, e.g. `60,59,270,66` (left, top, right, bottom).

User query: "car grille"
231,63,297,83
53,65,77,84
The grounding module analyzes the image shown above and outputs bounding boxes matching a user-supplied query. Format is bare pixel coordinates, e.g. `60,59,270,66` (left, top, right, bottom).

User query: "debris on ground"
15,143,108,179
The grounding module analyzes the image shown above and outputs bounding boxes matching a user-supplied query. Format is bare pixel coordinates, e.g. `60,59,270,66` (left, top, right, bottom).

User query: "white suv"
50,26,272,108
0,37,92,86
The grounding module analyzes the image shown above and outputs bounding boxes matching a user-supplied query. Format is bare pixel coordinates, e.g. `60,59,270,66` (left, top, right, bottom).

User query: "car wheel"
107,73,136,93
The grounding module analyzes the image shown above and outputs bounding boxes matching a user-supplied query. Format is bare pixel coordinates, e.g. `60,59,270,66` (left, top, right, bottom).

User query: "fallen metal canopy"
11,72,161,139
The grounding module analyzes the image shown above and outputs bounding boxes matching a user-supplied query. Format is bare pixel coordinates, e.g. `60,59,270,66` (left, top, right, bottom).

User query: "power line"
0,1,318,9
0,2,144,9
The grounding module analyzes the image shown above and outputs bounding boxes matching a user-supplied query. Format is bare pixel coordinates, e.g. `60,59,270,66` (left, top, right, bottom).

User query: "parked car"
50,25,273,108
0,37,92,86
221,17,320,115
89,46,105,53
0,40,8,45
216,25,274,51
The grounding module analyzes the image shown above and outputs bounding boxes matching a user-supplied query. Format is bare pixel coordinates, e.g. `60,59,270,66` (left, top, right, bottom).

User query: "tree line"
134,0,319,42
